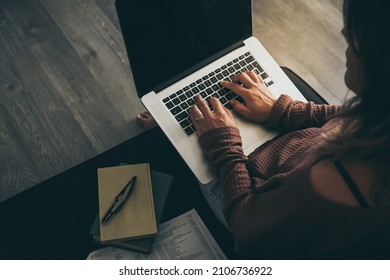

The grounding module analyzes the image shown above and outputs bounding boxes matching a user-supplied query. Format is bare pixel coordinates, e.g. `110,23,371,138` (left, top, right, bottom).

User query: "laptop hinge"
154,40,246,93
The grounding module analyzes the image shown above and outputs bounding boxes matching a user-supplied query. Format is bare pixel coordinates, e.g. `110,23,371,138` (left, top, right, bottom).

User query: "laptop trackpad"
234,113,277,155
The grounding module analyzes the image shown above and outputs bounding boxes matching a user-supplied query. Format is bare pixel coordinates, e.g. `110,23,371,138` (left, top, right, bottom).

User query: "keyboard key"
261,72,269,80
222,70,230,77
187,98,195,106
180,119,191,128
181,102,189,110
179,94,187,101
175,111,188,122
252,61,264,72
268,81,274,86
172,98,180,105
212,84,220,91
219,97,228,104
165,101,174,109
245,56,255,63
185,126,194,136
198,84,206,91
170,106,182,115
191,87,199,94
163,97,170,103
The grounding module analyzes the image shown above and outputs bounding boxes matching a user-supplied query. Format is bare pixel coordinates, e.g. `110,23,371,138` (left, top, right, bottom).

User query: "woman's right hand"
220,71,276,123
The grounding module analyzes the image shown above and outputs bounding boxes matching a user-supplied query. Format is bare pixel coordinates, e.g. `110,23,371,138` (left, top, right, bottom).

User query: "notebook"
97,164,157,243
115,0,306,184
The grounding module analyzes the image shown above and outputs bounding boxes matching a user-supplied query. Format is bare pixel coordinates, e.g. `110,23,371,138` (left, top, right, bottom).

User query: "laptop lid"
115,0,252,97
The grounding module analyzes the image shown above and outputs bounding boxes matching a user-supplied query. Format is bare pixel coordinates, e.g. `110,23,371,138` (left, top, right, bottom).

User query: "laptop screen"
116,0,252,97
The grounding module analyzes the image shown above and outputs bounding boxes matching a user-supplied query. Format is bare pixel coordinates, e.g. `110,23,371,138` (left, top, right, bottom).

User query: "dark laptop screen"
116,0,252,97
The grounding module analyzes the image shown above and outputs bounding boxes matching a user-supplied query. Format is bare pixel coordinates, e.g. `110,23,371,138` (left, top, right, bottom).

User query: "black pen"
101,175,137,224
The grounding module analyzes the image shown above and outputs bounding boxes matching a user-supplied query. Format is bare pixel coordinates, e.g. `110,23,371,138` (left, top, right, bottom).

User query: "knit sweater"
199,94,390,259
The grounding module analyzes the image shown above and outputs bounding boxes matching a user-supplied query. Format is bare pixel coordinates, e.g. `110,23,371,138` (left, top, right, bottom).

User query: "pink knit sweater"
199,95,390,258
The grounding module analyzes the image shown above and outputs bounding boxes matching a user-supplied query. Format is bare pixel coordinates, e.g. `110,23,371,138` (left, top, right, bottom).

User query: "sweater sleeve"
267,94,341,130
199,126,309,256
199,126,251,213
199,127,277,254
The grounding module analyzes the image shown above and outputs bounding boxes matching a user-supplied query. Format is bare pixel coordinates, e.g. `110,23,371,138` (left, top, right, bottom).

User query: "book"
91,169,173,253
97,163,157,243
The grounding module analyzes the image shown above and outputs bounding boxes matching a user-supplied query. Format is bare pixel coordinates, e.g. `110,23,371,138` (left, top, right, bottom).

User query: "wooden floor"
0,0,347,203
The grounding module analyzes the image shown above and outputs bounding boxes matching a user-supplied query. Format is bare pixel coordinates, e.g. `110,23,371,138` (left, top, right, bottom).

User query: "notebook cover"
90,170,173,253
98,164,157,243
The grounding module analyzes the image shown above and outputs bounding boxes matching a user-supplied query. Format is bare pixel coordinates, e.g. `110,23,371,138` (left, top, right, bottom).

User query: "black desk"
0,127,238,259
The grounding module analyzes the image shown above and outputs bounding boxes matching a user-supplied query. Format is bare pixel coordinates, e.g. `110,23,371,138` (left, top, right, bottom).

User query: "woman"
138,0,390,258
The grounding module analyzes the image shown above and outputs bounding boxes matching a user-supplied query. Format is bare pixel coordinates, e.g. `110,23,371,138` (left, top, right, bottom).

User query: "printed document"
87,209,227,260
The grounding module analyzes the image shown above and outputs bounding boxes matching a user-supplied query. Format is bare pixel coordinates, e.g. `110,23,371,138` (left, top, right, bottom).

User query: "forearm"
199,127,252,222
267,94,341,130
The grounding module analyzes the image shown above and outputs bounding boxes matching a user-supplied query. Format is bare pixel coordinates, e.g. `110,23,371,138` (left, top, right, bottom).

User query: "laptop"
115,0,306,184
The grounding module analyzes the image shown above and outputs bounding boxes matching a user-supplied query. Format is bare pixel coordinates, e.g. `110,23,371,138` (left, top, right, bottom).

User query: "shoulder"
310,159,376,207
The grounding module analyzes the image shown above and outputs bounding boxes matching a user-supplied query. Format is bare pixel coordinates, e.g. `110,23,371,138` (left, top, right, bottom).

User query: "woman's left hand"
189,94,237,136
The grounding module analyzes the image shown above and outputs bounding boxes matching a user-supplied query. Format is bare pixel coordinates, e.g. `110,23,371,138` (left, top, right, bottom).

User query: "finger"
209,97,224,113
220,80,250,97
230,99,257,120
232,72,256,88
189,104,203,129
223,105,234,119
194,94,212,117
246,70,262,83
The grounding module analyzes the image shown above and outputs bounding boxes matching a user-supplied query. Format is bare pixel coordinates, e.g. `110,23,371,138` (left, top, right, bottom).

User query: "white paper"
87,209,227,260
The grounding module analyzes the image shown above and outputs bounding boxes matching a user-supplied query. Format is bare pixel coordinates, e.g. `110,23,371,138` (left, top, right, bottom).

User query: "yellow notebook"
97,163,157,243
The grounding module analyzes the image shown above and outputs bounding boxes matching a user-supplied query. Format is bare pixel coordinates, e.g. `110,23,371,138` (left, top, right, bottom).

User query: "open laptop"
115,0,306,184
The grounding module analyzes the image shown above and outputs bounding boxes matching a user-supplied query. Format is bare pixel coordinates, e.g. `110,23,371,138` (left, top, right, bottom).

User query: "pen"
101,175,137,224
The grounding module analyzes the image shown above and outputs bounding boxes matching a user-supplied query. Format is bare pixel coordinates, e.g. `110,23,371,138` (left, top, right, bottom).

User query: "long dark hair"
322,0,390,206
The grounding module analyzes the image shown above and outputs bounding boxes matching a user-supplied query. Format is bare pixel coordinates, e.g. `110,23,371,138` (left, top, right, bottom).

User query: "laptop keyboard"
162,52,274,136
